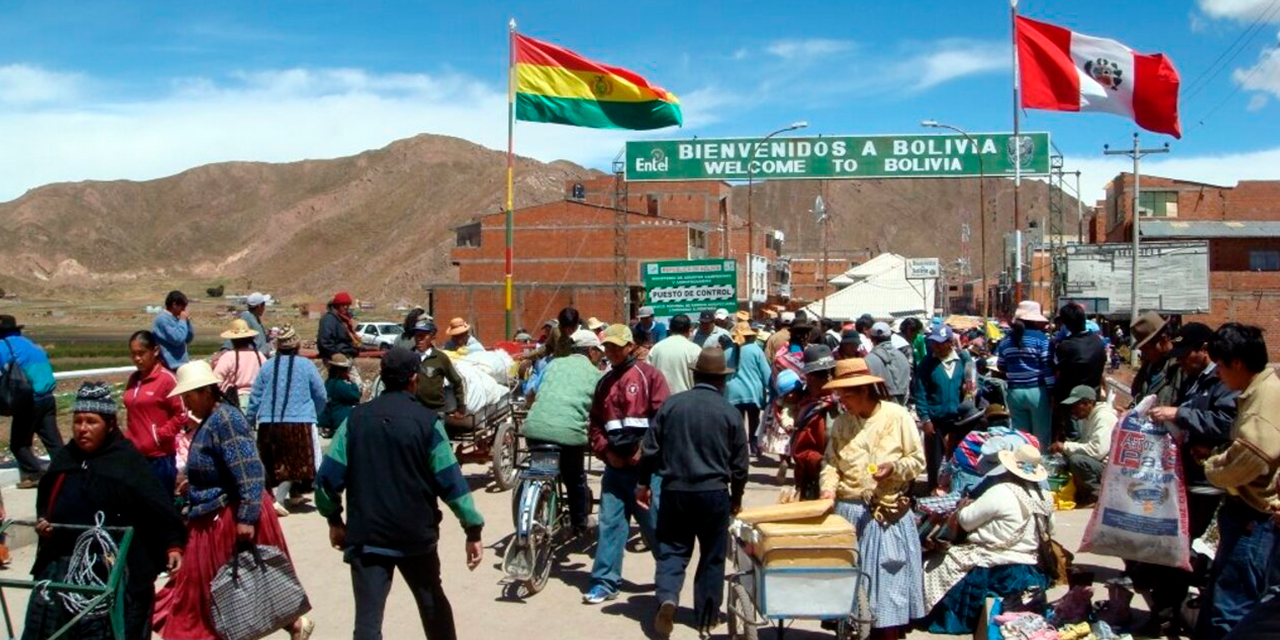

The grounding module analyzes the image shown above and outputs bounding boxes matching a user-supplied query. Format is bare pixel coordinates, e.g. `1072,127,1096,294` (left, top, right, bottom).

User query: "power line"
1192,38,1279,131
1181,0,1280,104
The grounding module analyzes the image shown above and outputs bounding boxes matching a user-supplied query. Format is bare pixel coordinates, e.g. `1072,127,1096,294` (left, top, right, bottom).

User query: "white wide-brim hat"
169,360,221,397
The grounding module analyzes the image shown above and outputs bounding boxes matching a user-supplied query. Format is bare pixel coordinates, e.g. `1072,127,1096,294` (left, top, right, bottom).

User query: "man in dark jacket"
638,346,748,638
583,324,671,605
1128,310,1181,408
318,291,359,362
1053,304,1107,439
317,347,484,640
410,320,465,416
1138,322,1238,634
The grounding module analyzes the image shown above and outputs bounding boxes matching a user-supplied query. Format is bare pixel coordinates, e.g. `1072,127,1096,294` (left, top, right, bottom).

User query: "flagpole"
505,18,517,339
1010,0,1023,306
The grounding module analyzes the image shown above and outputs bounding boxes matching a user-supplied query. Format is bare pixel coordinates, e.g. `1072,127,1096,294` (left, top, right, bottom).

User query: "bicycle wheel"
524,486,556,594
727,582,757,640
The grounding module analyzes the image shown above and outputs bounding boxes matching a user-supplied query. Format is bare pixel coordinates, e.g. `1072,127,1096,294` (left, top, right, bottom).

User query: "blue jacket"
151,312,194,369
247,354,327,425
912,349,972,423
0,335,56,399
726,342,771,408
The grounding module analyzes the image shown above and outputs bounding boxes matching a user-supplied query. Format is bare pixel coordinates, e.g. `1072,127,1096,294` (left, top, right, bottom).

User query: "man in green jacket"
521,329,604,534
912,324,972,490
410,320,465,416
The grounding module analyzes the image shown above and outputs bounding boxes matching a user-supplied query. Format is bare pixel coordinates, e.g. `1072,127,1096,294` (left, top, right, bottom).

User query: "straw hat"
220,318,259,340
275,324,300,350
997,444,1050,483
823,358,884,391
446,317,471,336
731,321,757,345
586,317,606,331
168,360,221,397
1013,300,1048,324
735,310,751,322
329,354,353,369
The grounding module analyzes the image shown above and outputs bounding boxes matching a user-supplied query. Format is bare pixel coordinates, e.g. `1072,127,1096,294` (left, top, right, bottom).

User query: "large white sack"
454,358,508,414
457,349,514,386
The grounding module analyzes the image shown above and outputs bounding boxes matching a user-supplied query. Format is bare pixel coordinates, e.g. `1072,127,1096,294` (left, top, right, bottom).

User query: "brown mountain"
733,177,1084,278
0,134,600,301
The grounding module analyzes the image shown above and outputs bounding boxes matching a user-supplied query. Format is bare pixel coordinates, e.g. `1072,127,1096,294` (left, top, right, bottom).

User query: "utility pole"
1075,171,1084,244
747,121,807,318
813,191,829,319
1104,133,1170,347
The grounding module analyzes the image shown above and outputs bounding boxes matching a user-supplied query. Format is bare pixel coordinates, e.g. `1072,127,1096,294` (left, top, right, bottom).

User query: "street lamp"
922,119,989,319
746,120,808,317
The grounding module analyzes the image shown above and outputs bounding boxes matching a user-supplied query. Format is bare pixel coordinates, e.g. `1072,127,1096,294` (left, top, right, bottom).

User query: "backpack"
0,338,35,416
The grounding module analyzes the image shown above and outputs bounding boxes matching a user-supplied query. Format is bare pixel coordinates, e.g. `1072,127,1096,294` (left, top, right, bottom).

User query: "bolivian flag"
514,34,682,130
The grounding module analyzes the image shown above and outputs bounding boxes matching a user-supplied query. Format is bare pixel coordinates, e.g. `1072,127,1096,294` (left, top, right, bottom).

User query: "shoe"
17,477,41,490
274,502,290,518
290,616,315,640
582,585,618,605
654,601,677,637
0,543,10,567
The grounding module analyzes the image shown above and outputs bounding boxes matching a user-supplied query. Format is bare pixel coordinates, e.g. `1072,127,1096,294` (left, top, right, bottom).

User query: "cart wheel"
492,418,520,491
727,582,757,640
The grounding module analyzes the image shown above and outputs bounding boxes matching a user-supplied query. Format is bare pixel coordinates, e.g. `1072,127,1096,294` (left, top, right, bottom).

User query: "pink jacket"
213,349,265,397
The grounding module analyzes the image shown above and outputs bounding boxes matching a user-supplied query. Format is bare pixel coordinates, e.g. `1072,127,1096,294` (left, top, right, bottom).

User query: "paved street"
0,457,1125,640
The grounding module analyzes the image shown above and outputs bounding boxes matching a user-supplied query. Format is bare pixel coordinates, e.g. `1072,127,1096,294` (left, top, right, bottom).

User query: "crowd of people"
1,289,1279,640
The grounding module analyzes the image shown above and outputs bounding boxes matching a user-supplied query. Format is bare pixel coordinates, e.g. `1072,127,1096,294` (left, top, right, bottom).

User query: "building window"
1249,250,1280,272
688,227,707,259
1137,191,1178,217
455,222,481,248
647,194,660,216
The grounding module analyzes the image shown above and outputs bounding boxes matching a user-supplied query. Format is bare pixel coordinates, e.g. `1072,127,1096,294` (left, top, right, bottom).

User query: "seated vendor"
920,442,1056,635
1049,385,1116,507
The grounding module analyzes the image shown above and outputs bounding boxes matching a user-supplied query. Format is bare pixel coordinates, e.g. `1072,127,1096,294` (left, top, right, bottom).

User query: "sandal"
290,616,315,640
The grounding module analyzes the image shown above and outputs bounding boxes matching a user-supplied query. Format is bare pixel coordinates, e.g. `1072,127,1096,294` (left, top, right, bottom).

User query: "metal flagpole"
505,19,517,339
1011,0,1024,304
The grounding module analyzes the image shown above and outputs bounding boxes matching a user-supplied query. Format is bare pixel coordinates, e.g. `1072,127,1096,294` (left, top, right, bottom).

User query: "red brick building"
787,250,871,304
425,177,783,341
1100,173,1280,353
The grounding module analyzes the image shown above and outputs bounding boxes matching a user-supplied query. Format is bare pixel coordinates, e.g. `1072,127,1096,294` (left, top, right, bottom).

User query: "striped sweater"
996,330,1056,389
316,391,483,550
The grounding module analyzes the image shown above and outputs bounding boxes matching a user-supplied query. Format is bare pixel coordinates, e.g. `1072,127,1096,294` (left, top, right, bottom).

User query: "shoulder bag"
0,338,34,416
210,544,311,640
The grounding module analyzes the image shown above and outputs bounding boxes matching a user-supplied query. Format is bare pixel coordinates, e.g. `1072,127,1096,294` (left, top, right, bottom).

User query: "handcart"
0,519,135,640
726,515,873,640
443,383,525,491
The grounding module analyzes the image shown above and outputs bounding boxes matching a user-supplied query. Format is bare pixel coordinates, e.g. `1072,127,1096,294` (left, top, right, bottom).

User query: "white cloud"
1197,0,1280,22
0,64,84,106
1066,146,1280,205
0,66,710,202
1248,93,1270,109
1234,44,1280,98
907,41,1007,91
765,38,854,61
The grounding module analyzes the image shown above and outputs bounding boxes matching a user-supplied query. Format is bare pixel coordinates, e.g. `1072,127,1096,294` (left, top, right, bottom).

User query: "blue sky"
1,0,1278,203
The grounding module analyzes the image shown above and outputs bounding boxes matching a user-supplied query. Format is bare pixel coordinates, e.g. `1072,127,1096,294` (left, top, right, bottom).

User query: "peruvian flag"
1016,16,1181,138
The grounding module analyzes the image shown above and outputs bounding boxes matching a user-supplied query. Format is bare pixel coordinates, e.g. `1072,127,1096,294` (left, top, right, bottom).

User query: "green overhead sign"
641,259,738,317
625,132,1051,181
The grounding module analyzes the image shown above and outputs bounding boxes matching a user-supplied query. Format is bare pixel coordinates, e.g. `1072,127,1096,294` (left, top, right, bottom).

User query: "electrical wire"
57,512,121,620
1182,0,1280,104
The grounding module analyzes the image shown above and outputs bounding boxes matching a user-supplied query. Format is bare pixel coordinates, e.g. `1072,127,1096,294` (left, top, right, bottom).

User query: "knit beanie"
72,381,117,417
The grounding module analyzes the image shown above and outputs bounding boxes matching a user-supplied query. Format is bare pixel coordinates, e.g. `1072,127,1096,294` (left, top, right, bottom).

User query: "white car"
355,322,403,350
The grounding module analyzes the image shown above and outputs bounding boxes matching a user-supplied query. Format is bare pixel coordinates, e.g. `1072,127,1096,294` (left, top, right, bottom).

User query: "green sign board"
641,259,738,317
625,132,1051,181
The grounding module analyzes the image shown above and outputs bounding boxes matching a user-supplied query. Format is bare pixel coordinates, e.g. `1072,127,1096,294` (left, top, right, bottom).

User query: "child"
319,354,361,438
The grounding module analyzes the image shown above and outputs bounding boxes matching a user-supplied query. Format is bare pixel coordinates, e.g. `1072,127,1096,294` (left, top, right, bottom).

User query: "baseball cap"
840,329,861,346
870,322,892,339
246,292,267,307
699,309,716,323
381,347,419,382
570,328,602,350
1059,385,1098,405
601,324,634,347
779,311,796,324
926,324,954,344
413,320,437,333
1169,322,1214,360
714,308,729,321
637,306,655,319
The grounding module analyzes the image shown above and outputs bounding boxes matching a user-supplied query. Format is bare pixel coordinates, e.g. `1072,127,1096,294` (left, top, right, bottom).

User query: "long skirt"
23,557,155,640
256,422,316,487
836,500,926,629
919,563,1046,635
152,491,293,640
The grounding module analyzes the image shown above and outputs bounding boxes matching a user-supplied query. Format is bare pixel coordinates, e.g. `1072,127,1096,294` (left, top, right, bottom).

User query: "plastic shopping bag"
1079,396,1191,570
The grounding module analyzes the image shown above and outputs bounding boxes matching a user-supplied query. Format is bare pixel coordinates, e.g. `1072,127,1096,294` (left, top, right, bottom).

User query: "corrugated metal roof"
1141,220,1280,238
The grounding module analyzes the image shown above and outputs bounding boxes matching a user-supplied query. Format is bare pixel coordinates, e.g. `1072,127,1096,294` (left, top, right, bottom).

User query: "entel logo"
635,149,668,173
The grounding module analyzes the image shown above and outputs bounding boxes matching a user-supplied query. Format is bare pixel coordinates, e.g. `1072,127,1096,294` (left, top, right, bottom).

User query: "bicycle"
500,443,591,596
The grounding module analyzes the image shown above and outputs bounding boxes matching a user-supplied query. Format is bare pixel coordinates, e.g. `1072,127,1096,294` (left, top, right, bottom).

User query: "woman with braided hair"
246,325,327,517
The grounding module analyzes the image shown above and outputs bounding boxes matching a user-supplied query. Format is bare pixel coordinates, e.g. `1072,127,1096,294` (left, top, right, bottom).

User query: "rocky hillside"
0,134,600,301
